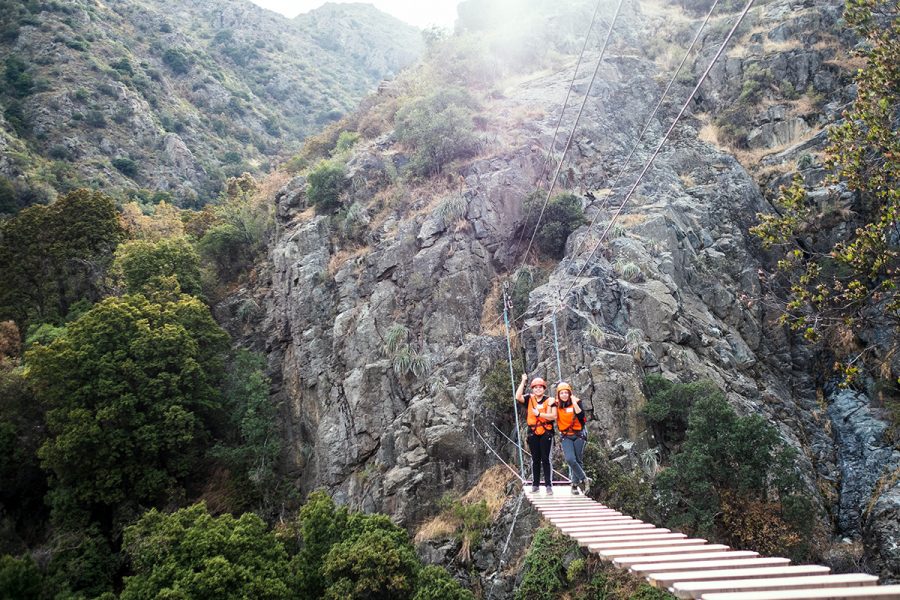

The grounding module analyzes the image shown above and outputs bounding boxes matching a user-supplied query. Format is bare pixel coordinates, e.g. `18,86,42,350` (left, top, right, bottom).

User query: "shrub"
519,191,587,259
582,442,654,520
516,527,578,600
413,566,474,600
307,160,348,213
641,375,722,452
333,130,360,154
0,177,16,213
0,554,42,600
394,88,481,177
655,391,814,557
112,157,138,177
120,503,291,600
162,47,190,74
482,358,523,415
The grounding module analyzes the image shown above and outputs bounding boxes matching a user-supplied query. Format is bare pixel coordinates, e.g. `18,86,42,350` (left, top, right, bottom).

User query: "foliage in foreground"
26,291,230,525
749,0,898,413
651,380,815,559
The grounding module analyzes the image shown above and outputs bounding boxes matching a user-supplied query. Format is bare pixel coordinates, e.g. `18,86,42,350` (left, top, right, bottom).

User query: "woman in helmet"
555,382,589,495
516,374,557,493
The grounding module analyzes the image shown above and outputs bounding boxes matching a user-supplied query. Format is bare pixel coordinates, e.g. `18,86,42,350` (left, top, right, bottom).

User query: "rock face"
0,0,423,207
248,0,900,588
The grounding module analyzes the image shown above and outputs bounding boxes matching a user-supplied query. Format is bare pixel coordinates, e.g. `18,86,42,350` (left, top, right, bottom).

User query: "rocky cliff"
0,0,422,208
223,0,899,587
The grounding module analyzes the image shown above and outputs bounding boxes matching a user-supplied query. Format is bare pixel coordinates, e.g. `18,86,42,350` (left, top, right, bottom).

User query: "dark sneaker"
531,485,540,493
545,486,553,494
571,485,581,495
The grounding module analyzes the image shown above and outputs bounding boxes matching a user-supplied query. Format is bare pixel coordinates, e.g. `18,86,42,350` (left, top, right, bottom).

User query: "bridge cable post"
502,287,526,480
551,311,563,385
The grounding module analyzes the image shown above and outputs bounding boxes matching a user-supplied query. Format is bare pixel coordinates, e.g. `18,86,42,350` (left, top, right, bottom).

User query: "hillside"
0,0,897,597
0,0,422,210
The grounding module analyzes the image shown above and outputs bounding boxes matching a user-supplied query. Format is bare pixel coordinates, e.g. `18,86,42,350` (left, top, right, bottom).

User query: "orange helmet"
556,382,572,398
530,377,546,388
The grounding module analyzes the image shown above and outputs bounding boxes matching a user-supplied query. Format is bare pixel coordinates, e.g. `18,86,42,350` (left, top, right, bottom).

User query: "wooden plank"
609,545,759,568
630,557,789,575
590,538,709,551
700,585,900,600
599,545,730,561
672,574,878,599
558,523,661,534
650,565,832,588
547,517,639,524
574,531,686,542
540,511,623,517
550,518,643,527
545,513,635,520
574,533,688,546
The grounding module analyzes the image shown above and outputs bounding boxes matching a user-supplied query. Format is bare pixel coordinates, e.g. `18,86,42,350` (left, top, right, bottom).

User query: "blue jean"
561,434,587,484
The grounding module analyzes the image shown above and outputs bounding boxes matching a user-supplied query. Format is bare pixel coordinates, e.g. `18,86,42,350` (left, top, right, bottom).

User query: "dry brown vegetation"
414,465,515,544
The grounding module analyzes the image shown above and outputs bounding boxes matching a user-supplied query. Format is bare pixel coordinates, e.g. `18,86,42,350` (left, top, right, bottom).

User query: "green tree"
322,525,420,600
394,88,481,176
198,173,272,280
121,503,291,600
641,375,722,453
26,293,229,522
750,0,899,401
516,526,577,600
44,524,119,599
211,350,281,512
306,160,348,213
413,566,474,600
0,554,42,600
0,365,46,553
0,189,124,327
519,191,587,260
113,236,203,297
655,392,813,558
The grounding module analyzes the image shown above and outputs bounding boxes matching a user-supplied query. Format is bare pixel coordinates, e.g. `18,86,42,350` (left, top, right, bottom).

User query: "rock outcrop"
247,0,899,588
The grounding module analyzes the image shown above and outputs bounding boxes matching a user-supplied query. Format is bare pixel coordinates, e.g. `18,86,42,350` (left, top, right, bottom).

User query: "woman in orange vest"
516,374,557,493
556,382,589,495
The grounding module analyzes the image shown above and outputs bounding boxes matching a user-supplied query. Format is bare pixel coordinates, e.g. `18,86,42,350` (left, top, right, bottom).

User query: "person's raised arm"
516,373,527,404
572,395,583,414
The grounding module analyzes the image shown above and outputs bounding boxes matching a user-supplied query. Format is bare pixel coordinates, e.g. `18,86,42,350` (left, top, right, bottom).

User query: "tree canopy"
27,293,229,519
750,0,899,406
121,503,291,600
0,189,124,326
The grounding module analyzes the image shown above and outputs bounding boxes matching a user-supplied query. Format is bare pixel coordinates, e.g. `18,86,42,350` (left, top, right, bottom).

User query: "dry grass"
825,54,867,73
678,173,697,188
327,246,369,277
255,169,293,203
414,515,458,544
481,280,505,336
865,465,900,520
616,213,650,228
414,465,515,544
638,0,690,22
462,464,516,516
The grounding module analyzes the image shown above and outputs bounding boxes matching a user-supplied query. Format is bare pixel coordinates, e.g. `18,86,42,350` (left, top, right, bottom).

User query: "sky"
248,1,461,28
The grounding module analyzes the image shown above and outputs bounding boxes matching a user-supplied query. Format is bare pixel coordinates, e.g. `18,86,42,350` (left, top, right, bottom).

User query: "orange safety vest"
526,395,554,436
557,399,584,435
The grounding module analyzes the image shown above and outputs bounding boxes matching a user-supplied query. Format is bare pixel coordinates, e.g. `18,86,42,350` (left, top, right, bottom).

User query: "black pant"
528,433,553,488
